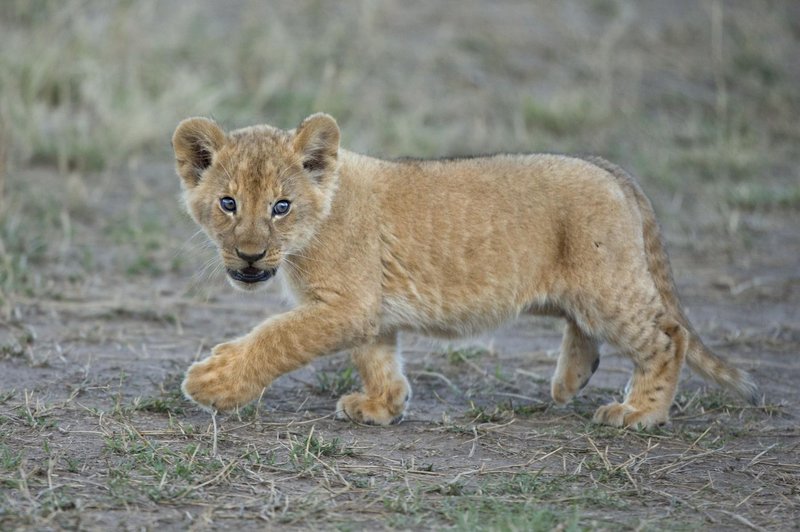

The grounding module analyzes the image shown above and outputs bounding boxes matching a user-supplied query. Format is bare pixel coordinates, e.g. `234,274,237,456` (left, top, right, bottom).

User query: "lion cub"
172,113,758,429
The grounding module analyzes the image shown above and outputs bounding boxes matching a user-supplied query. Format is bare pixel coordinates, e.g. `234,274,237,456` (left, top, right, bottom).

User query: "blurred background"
1,0,798,311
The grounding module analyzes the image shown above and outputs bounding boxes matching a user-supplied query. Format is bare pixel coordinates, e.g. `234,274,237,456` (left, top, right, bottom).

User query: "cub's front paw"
182,341,267,411
592,401,668,429
335,381,410,426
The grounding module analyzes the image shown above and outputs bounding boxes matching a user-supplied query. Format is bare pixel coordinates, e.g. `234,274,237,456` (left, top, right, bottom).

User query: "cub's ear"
172,117,226,187
292,113,340,181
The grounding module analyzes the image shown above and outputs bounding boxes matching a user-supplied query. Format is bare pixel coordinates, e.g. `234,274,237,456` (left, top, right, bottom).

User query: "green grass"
0,390,15,406
466,400,550,424
442,345,491,365
103,431,226,498
289,430,353,472
383,474,619,530
466,402,515,423
314,365,358,397
0,338,27,359
452,500,580,532
727,182,800,210
524,95,607,138
0,187,58,305
130,391,186,416
0,444,23,472
16,405,52,429
673,388,745,414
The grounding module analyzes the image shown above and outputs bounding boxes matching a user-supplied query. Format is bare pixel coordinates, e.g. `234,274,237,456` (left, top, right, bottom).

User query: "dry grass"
1,1,798,180
1,0,799,530
0,363,796,530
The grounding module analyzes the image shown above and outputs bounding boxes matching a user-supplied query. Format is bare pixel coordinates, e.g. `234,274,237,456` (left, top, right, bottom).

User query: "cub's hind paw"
592,401,668,429
551,372,592,404
335,391,408,426
551,353,599,405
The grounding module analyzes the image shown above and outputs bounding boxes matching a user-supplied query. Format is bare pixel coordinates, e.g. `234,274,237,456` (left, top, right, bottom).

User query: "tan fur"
172,113,759,429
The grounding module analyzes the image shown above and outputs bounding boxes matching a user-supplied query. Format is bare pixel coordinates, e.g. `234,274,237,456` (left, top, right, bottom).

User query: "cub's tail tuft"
686,336,761,405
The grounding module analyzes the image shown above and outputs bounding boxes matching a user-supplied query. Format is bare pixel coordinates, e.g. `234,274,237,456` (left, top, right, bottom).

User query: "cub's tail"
683,335,760,404
584,156,761,405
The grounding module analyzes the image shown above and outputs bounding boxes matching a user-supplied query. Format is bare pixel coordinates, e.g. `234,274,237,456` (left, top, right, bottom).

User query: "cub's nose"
235,249,267,264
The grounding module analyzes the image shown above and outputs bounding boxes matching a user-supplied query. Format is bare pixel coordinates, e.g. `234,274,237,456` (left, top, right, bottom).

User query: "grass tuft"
314,365,358,397
290,429,353,472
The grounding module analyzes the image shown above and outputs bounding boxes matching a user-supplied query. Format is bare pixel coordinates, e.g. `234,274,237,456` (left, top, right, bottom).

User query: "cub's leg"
551,319,600,404
336,333,411,425
589,299,688,429
182,303,364,411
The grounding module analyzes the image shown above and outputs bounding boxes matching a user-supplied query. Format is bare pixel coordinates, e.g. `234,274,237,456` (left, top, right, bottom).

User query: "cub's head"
172,113,340,291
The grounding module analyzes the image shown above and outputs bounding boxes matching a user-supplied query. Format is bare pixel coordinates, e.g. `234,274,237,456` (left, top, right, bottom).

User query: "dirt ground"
2,1,799,531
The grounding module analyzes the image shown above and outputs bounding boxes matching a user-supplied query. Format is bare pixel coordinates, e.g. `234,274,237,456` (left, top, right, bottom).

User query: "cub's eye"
272,200,291,217
220,197,237,213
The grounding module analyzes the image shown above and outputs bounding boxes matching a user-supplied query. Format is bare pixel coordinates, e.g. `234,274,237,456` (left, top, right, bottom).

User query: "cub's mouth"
226,266,277,284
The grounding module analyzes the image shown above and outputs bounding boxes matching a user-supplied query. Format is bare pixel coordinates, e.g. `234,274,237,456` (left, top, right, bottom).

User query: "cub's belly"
380,290,533,337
